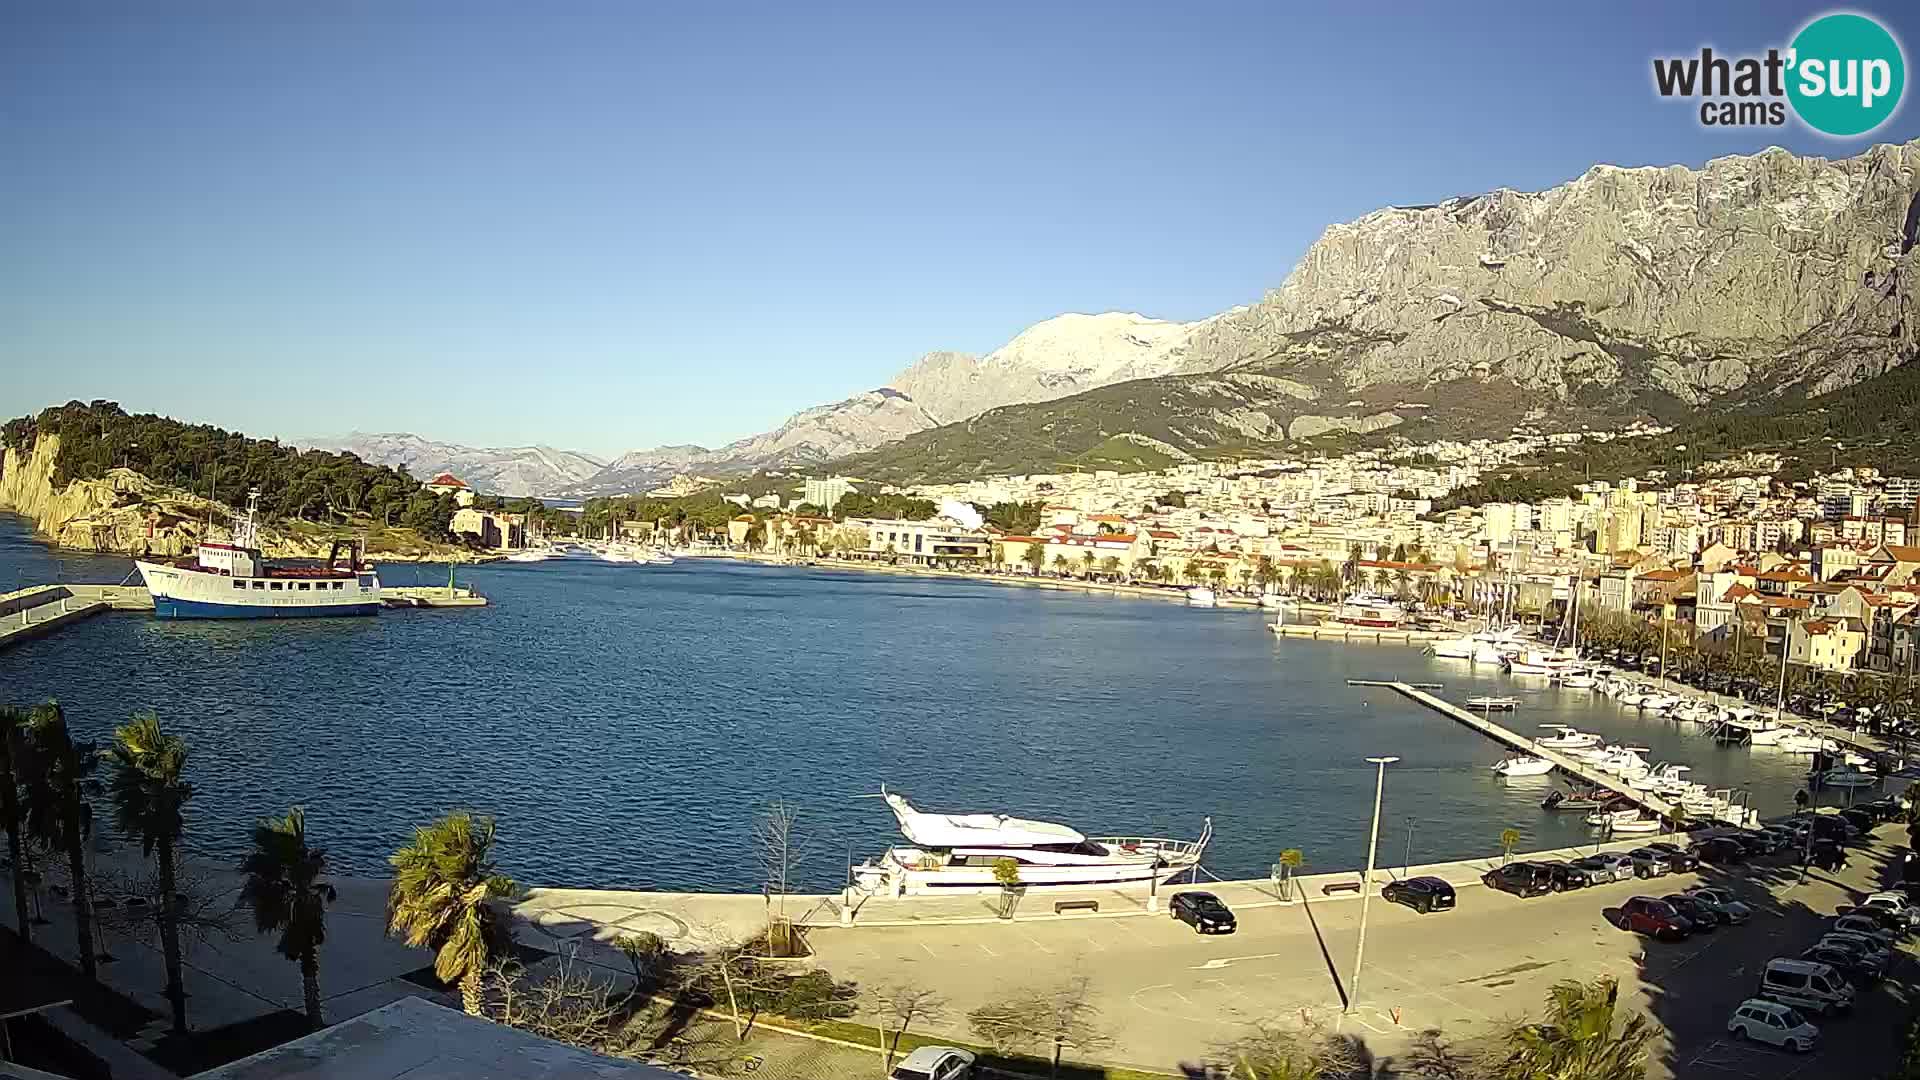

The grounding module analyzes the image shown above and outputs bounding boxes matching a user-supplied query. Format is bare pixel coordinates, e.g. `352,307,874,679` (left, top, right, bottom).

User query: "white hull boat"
1186,587,1217,607
1429,635,1477,659
1537,726,1601,750
1820,769,1878,789
1493,755,1555,777
1608,817,1662,834
850,789,1211,896
1466,696,1519,711
1586,807,1642,826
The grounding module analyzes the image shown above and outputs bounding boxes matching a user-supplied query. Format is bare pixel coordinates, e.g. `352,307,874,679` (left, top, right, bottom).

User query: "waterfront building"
1788,617,1864,672
450,507,524,549
802,476,856,510
426,472,476,507
855,516,992,564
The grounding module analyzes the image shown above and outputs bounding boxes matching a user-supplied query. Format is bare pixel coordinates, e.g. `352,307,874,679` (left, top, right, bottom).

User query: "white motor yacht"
1777,729,1840,755
1492,755,1555,777
849,789,1211,895
1471,641,1504,665
1429,635,1477,659
1185,587,1217,607
1537,725,1601,750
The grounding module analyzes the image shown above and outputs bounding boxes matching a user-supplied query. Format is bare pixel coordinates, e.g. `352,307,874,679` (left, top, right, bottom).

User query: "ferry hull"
153,596,383,619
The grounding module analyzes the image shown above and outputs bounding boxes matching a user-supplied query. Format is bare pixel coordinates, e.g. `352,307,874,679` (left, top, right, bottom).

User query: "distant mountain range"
297,433,605,497
330,139,1920,493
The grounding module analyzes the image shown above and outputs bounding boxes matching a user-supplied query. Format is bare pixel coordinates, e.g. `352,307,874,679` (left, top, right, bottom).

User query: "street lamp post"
1348,755,1399,1014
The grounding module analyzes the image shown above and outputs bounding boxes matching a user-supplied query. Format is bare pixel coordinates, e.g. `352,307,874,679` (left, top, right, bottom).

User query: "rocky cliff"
1179,141,1920,409
0,435,470,561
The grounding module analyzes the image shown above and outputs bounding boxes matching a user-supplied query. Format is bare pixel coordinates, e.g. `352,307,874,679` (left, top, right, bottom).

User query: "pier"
1365,679,1680,819
381,585,489,608
0,585,111,651
1272,624,1449,645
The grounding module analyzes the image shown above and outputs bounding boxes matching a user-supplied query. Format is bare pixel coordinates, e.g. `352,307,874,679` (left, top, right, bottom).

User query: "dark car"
1806,839,1849,871
1644,843,1698,872
1482,862,1551,898
1608,896,1694,941
1661,893,1722,932
1802,942,1884,985
1383,876,1457,913
1536,861,1593,891
1840,808,1876,834
1170,891,1236,934
1691,837,1748,866
1808,815,1861,844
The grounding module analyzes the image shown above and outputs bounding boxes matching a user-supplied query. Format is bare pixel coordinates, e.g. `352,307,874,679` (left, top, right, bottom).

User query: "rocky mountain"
841,140,1920,482
570,312,1206,493
301,432,606,497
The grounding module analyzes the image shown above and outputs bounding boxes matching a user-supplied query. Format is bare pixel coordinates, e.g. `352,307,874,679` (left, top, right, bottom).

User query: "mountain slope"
840,140,1920,482
571,311,1205,493
302,432,606,496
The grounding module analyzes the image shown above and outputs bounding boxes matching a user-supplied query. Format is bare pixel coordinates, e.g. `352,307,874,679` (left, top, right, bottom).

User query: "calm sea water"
0,516,1825,892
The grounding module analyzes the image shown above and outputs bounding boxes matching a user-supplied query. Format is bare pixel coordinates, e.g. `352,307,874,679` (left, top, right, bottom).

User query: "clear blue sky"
5,1,1919,457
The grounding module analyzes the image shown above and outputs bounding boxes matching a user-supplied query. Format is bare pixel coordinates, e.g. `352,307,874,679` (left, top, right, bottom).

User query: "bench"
1321,881,1364,897
1053,899,1100,915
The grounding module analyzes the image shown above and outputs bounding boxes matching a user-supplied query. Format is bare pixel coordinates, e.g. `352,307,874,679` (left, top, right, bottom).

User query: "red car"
1608,896,1694,941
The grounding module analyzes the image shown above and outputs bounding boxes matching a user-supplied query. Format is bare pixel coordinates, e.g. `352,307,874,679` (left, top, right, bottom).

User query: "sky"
6,1,1920,458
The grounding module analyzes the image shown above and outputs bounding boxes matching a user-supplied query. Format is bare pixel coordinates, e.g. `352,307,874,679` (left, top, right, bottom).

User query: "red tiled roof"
1884,545,1920,562
1147,529,1180,539
428,472,468,488
1756,569,1812,582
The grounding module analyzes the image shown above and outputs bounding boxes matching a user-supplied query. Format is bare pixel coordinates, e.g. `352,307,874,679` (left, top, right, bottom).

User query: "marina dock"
381,585,488,608
1275,624,1449,644
0,585,111,651
1362,679,1680,819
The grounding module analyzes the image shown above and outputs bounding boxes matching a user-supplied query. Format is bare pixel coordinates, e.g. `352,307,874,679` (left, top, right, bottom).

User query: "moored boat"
1466,695,1519,711
849,788,1211,895
1331,592,1405,627
134,490,380,619
1492,755,1555,777
1185,587,1218,607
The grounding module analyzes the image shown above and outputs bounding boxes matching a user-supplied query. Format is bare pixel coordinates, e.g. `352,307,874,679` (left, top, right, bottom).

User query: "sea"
0,515,1832,892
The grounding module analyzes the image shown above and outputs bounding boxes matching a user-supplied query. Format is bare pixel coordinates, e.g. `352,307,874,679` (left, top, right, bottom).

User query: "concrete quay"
1271,624,1449,645
381,585,489,608
0,584,110,651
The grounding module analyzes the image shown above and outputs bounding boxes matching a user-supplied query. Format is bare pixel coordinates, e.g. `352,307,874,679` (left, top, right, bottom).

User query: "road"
811,826,1916,1078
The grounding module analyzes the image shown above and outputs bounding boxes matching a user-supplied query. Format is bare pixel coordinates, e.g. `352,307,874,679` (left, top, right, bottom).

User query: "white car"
1728,998,1819,1052
889,1046,976,1080
1863,892,1920,928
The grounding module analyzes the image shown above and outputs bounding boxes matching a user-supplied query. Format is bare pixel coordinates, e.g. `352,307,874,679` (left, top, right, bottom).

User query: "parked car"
1170,891,1237,934
1535,861,1592,891
1628,848,1672,878
1840,808,1876,834
1726,998,1819,1053
1862,891,1920,929
1820,930,1895,966
1382,876,1457,913
1806,814,1861,844
1758,958,1855,1015
1662,893,1722,931
1644,842,1698,872
889,1046,976,1080
1569,856,1625,884
1807,839,1849,871
1608,896,1694,940
1684,886,1753,924
1593,852,1638,880
1692,836,1748,865
1831,913,1902,946
1802,941,1885,985
1482,862,1552,898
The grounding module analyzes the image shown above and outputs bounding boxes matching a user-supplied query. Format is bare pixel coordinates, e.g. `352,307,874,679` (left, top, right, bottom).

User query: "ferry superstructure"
134,491,381,618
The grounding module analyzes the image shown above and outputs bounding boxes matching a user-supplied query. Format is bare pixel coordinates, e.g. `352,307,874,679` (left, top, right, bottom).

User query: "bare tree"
692,932,788,1040
614,930,670,995
485,946,628,1053
755,800,806,956
869,983,946,1075
93,856,241,953
967,972,1110,1078
1214,1013,1365,1079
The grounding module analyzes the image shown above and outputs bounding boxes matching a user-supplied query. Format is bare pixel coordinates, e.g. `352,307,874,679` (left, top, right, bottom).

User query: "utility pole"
1348,755,1399,1013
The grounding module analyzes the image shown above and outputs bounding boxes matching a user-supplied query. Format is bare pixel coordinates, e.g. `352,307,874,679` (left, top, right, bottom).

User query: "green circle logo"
1788,13,1905,136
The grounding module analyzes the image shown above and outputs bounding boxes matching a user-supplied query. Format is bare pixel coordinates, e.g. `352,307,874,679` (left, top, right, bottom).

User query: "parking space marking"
1019,932,1055,955
975,941,998,957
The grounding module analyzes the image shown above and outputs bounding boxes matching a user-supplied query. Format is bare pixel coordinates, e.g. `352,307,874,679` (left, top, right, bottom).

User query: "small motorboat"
1492,755,1555,777
1819,768,1878,789
1558,669,1597,689
1428,635,1477,659
1585,806,1643,826
1466,696,1519,711
1542,789,1604,811
1608,817,1663,835
1537,725,1601,750
1185,587,1218,607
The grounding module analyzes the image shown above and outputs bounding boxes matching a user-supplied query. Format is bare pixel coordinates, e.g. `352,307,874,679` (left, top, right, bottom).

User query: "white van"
1758,958,1854,1015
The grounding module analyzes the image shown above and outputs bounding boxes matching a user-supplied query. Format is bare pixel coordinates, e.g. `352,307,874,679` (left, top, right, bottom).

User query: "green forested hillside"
2,400,456,538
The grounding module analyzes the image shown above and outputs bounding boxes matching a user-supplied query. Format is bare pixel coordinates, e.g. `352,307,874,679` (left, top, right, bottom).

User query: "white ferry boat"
134,491,380,619
850,789,1211,895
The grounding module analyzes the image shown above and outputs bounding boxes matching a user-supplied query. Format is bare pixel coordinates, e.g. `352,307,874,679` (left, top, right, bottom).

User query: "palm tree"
0,706,31,944
239,807,336,1029
1079,551,1095,579
385,811,517,1016
21,702,100,977
103,711,194,1034
1050,553,1069,576
1100,555,1121,580
1492,977,1653,1080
